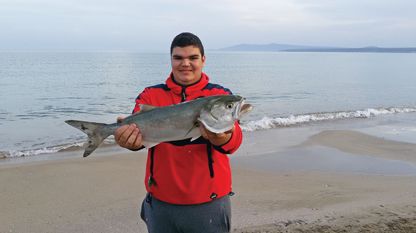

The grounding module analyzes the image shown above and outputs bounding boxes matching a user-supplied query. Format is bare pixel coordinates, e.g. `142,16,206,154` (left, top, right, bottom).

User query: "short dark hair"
170,32,205,57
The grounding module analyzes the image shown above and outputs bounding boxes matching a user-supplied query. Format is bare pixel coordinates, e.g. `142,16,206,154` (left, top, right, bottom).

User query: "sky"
1,0,416,51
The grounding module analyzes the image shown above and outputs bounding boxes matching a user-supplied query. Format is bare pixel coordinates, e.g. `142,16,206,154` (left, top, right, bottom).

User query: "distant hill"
220,44,416,53
220,43,325,52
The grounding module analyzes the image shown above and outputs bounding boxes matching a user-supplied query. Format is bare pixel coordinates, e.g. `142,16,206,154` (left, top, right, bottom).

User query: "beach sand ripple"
234,205,416,233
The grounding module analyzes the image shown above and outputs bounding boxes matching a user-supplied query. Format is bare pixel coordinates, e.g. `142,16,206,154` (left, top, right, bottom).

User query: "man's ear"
201,55,206,65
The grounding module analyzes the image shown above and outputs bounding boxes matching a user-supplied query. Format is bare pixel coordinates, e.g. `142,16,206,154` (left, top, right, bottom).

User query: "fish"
65,95,252,157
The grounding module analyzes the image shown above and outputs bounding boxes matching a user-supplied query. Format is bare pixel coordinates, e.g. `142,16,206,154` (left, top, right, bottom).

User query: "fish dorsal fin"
137,104,157,113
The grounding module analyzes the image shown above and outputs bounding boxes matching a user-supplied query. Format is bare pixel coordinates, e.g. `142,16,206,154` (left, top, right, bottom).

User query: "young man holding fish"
115,32,245,233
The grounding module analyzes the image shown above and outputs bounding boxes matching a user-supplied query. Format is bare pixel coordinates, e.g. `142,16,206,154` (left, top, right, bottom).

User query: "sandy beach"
2,126,416,233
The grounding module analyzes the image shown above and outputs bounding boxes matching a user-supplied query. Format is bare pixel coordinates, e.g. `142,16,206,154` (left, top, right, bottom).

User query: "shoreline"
3,111,416,161
2,127,416,232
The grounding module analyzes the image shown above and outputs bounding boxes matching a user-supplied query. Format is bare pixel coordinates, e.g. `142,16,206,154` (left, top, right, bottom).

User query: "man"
115,32,243,233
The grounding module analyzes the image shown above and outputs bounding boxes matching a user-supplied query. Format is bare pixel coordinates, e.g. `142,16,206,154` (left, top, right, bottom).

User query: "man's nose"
182,59,191,66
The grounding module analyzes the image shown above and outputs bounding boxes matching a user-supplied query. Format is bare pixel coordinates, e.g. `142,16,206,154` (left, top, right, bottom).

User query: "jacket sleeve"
213,121,243,154
132,88,152,114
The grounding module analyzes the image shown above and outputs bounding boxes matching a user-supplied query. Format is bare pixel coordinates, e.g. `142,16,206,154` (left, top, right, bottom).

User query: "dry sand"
1,129,416,233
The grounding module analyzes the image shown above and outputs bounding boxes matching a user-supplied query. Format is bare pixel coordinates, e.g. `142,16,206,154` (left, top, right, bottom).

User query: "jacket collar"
166,72,209,96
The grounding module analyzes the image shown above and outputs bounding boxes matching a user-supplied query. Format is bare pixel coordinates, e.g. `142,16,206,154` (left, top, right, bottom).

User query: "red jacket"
133,73,243,204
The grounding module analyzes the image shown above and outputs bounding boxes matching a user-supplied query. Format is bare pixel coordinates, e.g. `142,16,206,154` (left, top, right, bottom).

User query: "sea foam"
4,142,85,158
241,107,416,131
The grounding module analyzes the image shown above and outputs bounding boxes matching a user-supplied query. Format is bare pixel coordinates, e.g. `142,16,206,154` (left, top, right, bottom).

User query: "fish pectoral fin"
142,141,158,148
184,122,199,137
185,122,202,141
137,104,158,113
190,136,200,142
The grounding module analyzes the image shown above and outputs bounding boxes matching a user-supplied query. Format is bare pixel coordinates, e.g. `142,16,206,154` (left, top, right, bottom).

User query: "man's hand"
199,123,234,146
114,116,143,150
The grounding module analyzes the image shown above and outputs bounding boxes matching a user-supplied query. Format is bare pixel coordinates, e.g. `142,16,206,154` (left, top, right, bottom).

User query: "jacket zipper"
181,86,186,102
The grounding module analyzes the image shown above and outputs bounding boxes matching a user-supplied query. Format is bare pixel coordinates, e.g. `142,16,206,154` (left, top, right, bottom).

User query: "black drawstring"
206,143,214,178
148,148,156,187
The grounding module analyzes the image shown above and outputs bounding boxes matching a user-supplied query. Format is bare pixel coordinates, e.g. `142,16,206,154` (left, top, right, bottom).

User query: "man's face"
171,45,205,86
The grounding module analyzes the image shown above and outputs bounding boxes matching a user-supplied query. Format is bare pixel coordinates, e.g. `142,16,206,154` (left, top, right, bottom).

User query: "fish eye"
226,103,234,109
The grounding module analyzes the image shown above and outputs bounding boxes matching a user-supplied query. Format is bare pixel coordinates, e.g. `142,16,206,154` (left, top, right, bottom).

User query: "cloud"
0,0,415,50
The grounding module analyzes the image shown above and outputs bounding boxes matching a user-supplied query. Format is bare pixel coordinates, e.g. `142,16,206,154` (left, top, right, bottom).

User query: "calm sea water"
1,51,416,157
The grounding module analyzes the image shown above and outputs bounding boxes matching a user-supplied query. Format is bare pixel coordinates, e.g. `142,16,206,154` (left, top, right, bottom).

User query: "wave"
2,142,85,158
1,138,117,159
241,107,416,131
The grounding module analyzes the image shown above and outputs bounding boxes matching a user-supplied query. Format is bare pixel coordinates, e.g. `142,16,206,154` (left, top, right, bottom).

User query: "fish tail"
65,120,113,157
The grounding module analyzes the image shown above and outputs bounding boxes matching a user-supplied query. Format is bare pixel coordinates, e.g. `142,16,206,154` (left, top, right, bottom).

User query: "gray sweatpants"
140,193,231,233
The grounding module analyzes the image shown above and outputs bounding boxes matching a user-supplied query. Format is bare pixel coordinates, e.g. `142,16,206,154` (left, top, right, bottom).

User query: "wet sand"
303,130,416,164
1,128,416,233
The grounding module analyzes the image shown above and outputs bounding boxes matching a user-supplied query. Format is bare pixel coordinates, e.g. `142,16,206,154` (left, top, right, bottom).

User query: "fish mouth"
234,98,253,119
240,103,253,115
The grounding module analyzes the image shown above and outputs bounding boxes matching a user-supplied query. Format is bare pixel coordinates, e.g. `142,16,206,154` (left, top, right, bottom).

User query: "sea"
1,51,416,158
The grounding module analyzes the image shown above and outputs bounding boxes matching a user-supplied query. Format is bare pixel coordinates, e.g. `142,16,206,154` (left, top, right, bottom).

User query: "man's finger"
119,124,136,144
115,125,129,142
133,130,143,148
224,125,235,134
126,128,140,147
199,124,208,139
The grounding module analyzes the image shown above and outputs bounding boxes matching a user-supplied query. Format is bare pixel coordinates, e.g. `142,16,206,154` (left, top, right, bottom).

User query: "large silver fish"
65,95,252,157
